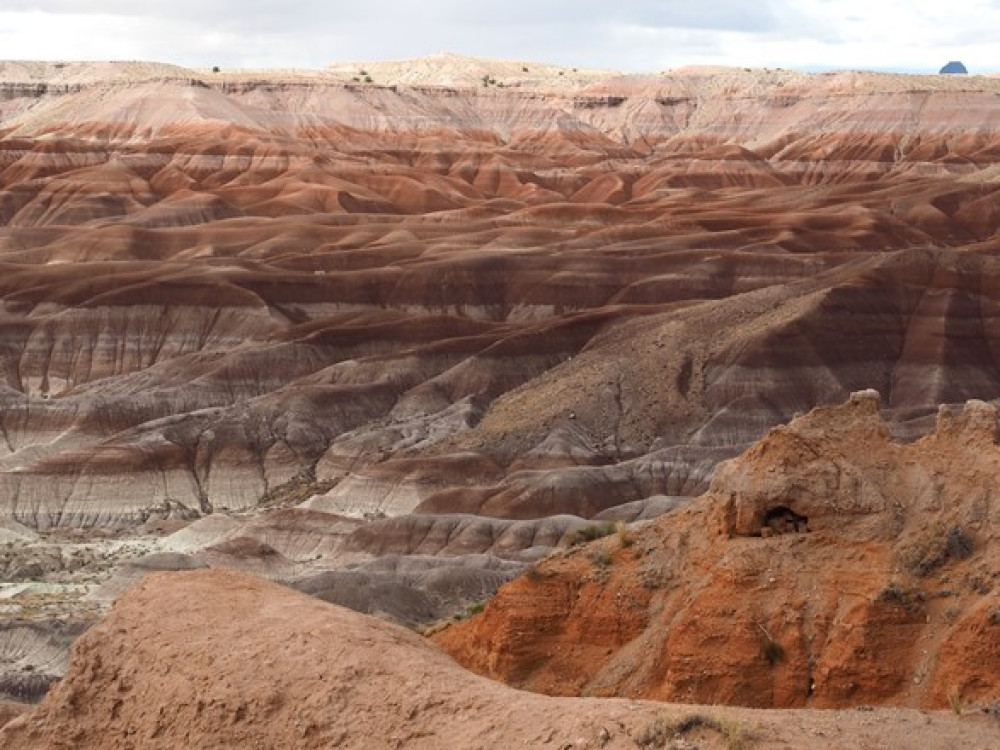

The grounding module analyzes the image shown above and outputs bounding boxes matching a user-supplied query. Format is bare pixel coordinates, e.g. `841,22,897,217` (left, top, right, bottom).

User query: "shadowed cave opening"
761,505,810,536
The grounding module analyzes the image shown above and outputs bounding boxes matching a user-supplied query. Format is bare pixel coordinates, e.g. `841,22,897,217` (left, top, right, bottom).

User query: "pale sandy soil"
2,569,998,749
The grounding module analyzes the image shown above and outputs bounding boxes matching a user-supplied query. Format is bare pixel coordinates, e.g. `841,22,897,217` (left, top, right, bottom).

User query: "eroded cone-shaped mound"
436,393,1000,709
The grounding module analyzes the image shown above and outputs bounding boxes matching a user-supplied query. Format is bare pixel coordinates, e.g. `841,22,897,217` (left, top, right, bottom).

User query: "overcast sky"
1,1,996,73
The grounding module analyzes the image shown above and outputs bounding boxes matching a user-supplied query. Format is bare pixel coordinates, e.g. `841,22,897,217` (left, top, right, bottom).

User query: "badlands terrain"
0,54,998,745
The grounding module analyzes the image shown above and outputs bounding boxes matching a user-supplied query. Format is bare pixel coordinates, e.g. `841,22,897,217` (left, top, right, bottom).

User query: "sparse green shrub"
451,600,487,622
636,713,749,750
905,525,975,577
638,562,671,589
988,606,1000,626
364,75,373,83
877,583,926,617
878,582,908,603
635,715,670,748
969,576,992,595
569,522,617,546
589,548,613,568
946,527,974,559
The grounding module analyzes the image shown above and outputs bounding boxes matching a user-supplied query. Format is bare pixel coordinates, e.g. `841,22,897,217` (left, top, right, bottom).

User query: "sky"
0,1,997,74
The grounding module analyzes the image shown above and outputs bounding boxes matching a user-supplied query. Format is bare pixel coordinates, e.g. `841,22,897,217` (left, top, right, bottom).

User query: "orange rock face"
435,394,1000,709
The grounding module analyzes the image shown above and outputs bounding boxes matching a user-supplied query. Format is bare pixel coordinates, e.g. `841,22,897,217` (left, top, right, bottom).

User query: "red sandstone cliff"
436,392,1000,710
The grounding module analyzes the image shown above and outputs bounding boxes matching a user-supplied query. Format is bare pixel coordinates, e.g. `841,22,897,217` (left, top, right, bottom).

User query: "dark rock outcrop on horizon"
939,61,968,74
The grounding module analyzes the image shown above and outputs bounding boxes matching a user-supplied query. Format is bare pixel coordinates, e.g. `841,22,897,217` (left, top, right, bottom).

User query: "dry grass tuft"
616,520,636,548
947,689,965,716
569,522,617,546
635,712,751,749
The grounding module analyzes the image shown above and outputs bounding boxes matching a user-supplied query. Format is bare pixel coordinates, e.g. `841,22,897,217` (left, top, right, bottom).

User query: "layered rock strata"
1,62,1000,527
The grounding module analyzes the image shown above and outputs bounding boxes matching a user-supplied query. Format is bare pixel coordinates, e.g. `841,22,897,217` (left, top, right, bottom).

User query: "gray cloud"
0,1,997,72
3,1,780,32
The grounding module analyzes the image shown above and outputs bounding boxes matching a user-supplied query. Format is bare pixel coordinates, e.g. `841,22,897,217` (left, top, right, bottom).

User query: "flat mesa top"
0,56,998,93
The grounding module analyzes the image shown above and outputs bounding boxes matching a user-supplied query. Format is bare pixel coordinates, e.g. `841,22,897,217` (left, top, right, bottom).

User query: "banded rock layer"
0,62,1000,529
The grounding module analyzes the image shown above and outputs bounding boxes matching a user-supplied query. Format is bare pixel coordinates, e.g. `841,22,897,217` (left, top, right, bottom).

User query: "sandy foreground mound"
436,393,1000,710
0,568,996,750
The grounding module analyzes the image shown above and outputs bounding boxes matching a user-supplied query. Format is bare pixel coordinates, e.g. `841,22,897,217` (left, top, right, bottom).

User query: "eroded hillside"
0,61,999,532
